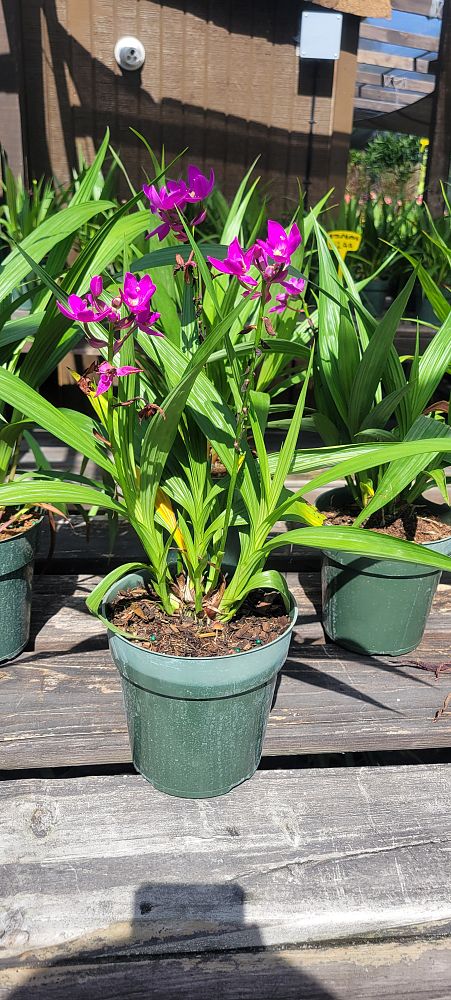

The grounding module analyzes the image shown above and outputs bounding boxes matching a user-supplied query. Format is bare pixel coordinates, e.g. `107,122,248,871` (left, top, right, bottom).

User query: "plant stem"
209,287,267,591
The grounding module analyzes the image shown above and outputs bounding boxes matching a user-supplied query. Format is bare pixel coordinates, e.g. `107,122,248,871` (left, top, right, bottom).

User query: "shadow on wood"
2,881,338,999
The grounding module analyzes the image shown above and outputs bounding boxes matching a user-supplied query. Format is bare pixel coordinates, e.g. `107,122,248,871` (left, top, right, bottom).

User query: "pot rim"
317,488,451,547
0,513,43,547
103,573,298,663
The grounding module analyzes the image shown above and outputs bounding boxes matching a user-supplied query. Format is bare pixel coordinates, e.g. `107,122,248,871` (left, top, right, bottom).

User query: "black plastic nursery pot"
317,489,451,657
103,572,298,799
0,518,41,663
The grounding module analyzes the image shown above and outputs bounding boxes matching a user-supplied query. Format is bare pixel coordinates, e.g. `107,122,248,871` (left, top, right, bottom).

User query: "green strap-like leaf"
263,525,451,573
0,368,116,476
347,271,416,435
220,569,292,617
353,415,451,527
0,479,125,514
86,561,150,617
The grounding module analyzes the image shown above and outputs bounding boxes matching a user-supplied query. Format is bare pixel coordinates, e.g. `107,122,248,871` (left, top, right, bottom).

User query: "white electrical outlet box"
299,11,343,60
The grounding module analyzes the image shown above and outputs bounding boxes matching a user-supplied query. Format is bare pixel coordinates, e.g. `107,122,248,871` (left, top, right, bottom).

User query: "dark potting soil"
0,508,39,543
108,587,291,657
324,506,451,544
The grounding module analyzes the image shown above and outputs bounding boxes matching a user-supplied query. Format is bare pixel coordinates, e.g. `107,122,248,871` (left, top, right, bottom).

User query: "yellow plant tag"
328,230,362,261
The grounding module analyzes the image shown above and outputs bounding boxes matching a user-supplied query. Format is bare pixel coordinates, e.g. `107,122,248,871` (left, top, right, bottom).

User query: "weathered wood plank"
1,573,451,769
391,0,443,17
2,934,451,999
36,516,321,573
1,766,450,966
356,85,433,107
358,47,436,73
360,23,440,53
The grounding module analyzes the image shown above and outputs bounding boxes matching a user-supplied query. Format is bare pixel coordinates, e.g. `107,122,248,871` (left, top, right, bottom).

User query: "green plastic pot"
362,277,390,318
415,287,451,326
0,518,41,664
318,489,451,656
103,572,298,798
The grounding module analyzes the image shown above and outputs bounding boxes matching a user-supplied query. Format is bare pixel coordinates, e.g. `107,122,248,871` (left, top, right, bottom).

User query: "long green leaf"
263,525,451,572
139,297,251,524
223,569,291,613
0,368,116,475
86,561,150,617
347,271,416,434
411,311,451,420
0,201,114,299
0,479,125,513
353,416,451,527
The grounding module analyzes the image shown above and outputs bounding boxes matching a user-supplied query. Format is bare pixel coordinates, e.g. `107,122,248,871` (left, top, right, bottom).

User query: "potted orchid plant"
289,220,451,656
3,162,451,798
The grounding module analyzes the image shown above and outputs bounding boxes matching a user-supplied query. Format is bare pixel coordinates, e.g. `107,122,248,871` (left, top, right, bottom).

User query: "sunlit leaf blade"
0,201,114,299
264,525,451,572
0,368,116,475
353,416,451,527
347,271,416,434
0,479,125,514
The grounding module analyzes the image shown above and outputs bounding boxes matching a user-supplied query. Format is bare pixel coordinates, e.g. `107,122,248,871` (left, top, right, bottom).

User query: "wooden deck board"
1,573,451,770
3,936,451,999
1,766,450,971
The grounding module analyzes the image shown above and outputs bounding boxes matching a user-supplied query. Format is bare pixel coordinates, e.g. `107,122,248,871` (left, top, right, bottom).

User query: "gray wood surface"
2,934,451,998
2,572,451,770
36,515,319,573
1,766,450,969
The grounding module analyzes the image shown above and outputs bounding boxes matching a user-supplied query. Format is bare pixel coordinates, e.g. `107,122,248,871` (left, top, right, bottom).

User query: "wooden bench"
1,519,451,998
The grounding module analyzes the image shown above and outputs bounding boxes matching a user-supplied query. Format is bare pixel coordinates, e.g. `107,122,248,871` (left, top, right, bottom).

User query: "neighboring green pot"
0,518,41,664
318,489,451,656
103,572,298,798
362,277,390,318
415,287,451,326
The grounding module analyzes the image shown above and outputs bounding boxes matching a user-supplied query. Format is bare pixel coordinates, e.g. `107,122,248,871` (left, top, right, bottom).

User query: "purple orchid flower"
95,361,143,397
251,246,288,287
191,207,207,227
135,306,163,337
143,166,214,242
121,272,157,313
208,238,257,287
269,275,306,314
256,221,302,266
184,165,215,204
57,293,112,324
270,293,290,314
281,276,306,296
142,179,188,214
89,275,103,298
143,179,189,241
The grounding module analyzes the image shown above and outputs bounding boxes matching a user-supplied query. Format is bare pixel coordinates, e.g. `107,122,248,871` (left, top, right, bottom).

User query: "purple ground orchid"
256,221,301,266
143,179,188,215
270,275,306,313
57,293,113,324
184,165,215,203
135,306,163,337
121,272,157,313
208,238,257,288
95,361,142,397
57,271,163,349
143,165,214,242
